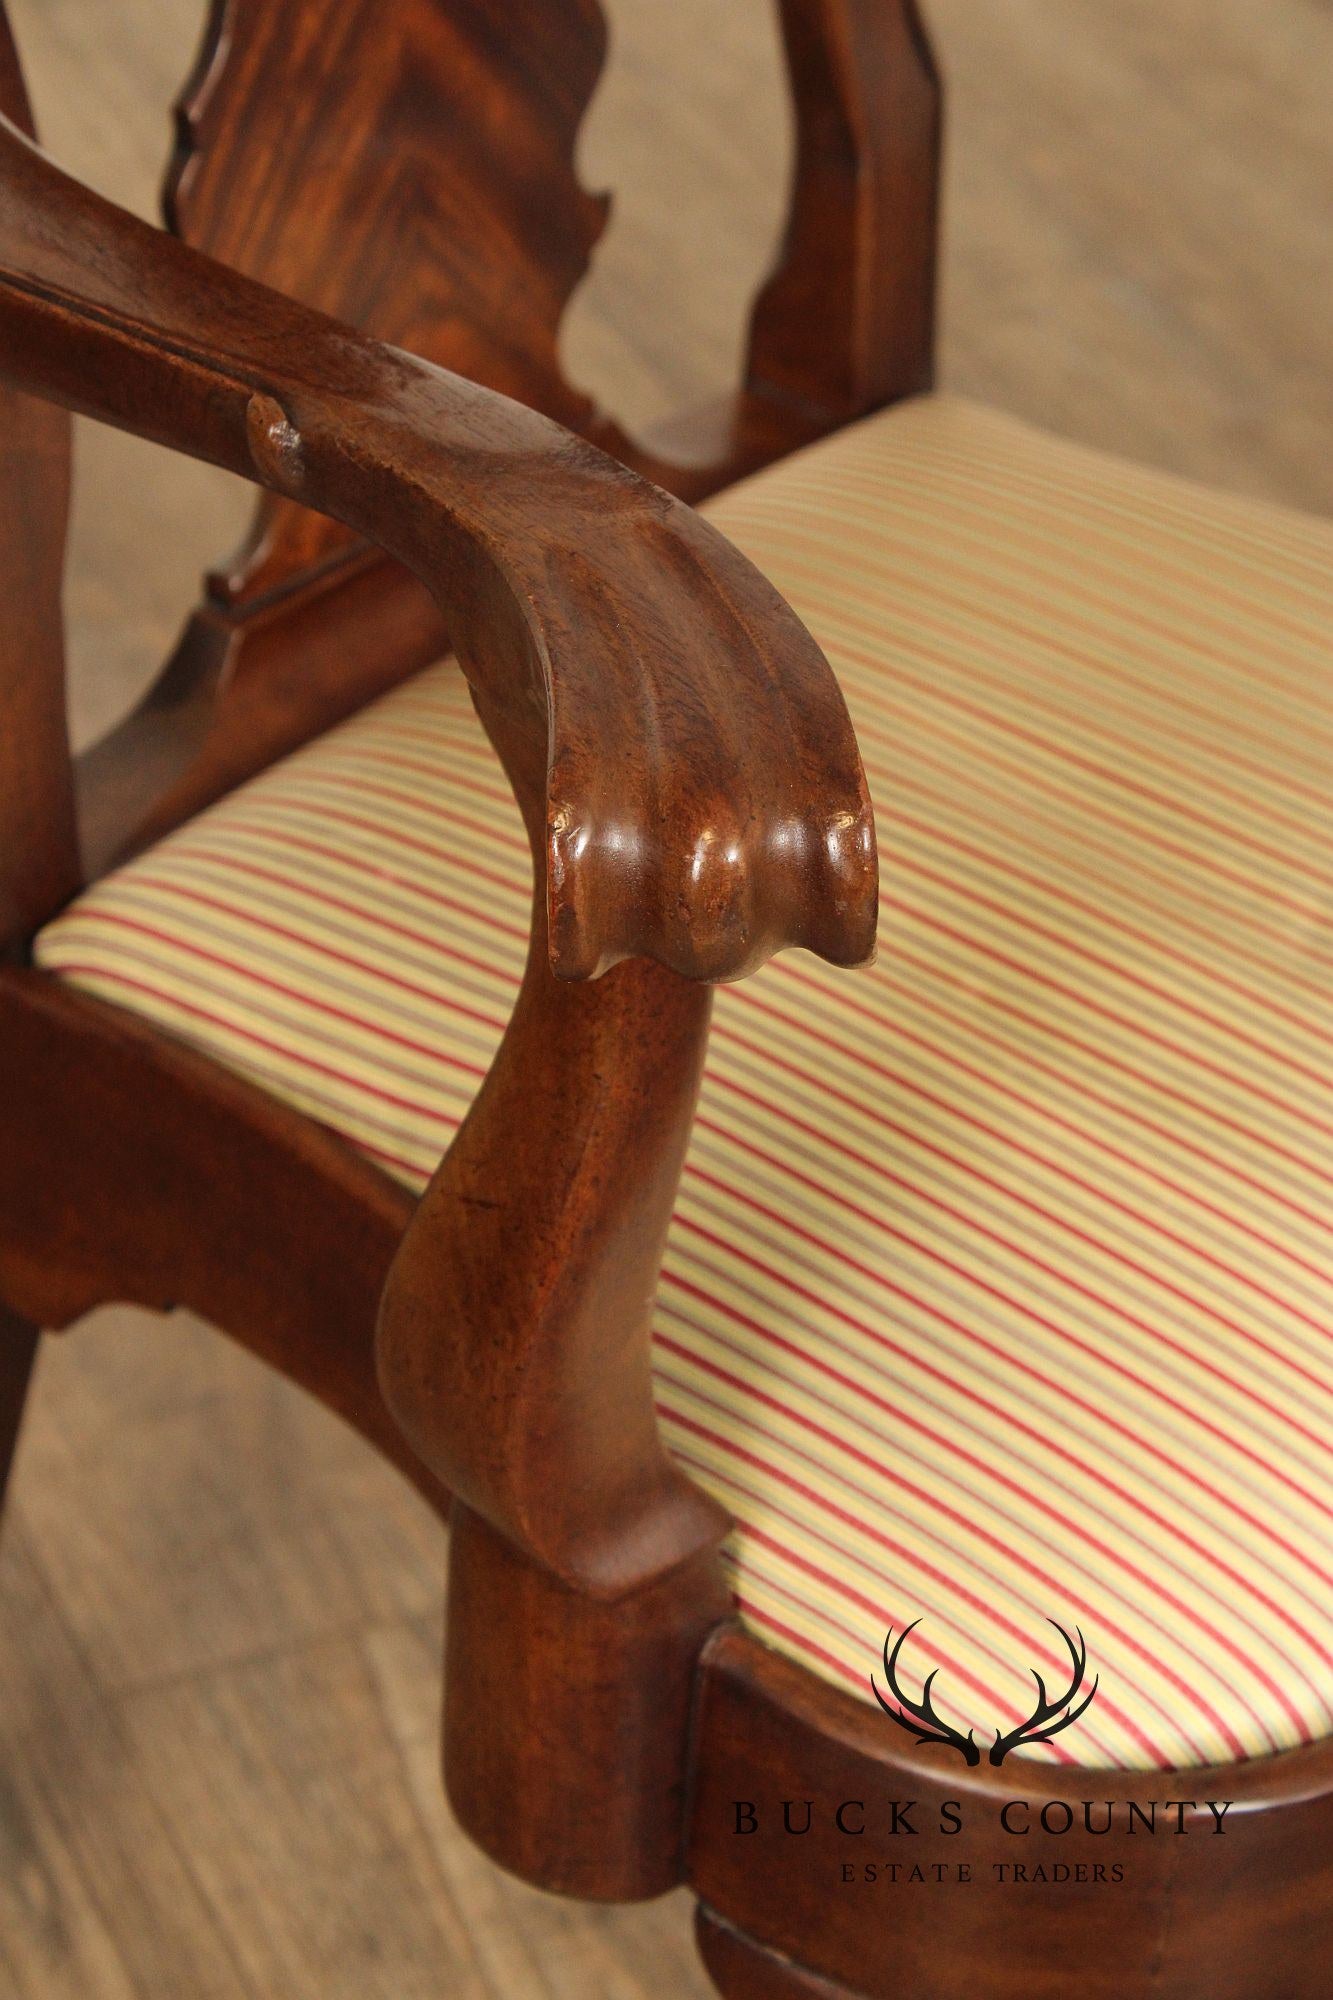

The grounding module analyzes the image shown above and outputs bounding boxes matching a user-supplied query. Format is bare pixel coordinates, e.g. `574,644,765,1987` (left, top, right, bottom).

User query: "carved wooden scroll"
71,0,940,866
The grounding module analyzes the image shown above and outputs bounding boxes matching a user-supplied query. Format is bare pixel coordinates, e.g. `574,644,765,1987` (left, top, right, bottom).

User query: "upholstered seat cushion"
37,395,1333,1771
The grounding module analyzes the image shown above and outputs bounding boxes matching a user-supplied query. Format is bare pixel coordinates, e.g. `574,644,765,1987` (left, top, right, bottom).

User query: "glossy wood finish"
445,1508,731,1900
379,936,731,1895
0,968,436,1503
0,12,75,950
697,1910,869,2000
77,0,940,871
167,0,612,588
379,947,724,1593
688,1628,1333,2000
0,8,872,1950
745,0,940,423
0,115,875,986
75,546,449,882
1,6,1325,1997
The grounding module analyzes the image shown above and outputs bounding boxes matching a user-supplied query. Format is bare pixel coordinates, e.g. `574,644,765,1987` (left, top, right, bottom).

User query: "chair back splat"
0,0,940,884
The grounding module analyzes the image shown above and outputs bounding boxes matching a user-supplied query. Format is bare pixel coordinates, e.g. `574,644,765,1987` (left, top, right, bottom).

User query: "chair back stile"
165,0,941,610
0,9,77,954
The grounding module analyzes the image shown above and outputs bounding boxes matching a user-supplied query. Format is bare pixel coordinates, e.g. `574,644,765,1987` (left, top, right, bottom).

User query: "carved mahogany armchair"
1,5,1330,1996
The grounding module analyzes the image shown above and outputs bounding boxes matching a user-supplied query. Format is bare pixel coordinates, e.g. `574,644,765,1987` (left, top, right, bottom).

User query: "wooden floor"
1,2,1328,1995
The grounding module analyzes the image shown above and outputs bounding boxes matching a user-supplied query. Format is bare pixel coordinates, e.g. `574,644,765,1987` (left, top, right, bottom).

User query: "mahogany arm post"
0,117,876,984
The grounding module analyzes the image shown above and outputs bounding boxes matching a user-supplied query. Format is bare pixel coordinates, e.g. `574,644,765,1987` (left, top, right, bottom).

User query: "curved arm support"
377,933,725,1595
0,118,876,983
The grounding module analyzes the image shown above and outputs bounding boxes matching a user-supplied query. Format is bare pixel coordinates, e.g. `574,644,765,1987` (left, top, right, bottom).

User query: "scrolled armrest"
0,118,876,981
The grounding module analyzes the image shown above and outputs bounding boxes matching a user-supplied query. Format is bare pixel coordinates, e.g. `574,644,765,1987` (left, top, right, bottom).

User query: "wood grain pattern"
168,0,613,601
689,1629,1333,2000
0,1,1328,1996
70,0,937,875
162,0,938,596
0,10,75,948
0,9,873,1961
0,113,876,985
444,1509,730,1899
378,951,721,1589
745,0,939,420
377,940,734,1895
0,968,430,1501
697,1911,871,2000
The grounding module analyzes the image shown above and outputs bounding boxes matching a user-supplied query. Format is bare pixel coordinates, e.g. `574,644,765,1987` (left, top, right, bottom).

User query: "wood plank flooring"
1,1,1328,1993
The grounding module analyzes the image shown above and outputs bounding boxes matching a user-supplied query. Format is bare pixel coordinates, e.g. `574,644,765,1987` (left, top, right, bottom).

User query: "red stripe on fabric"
742,975,1333,1277
781,952,1333,1198
682,1466,1129,1757
662,1399,1182,1765
880,803,1333,1054
675,1458,1064,1716
733,1603,885,1703
665,1412,1148,1764
846,690,1328,932
819,445,1333,655
775,555,1333,851
680,1159,1333,1535
884,894,1333,1140
328,742,518,812
123,874,518,1018
660,1304,1304,1744
287,768,530,859
661,1298,1299,1745
66,909,508,1058
664,1344,1248,1768
778,958,1333,1240
354,1137,435,1185
665,1229,1330,1665
842,413,1333,597
47,962,486,1106
880,746,1333,1005
183,843,531,949
699,1098,1332,1467
232,797,529,899
709,1034,1332,1379
836,664,1320,928
716,1516,1056,1725
769,533,1333,817
888,849,1333,1090
730,1594,1085,1764
670,1205,1333,1621
717,1552,1086,1766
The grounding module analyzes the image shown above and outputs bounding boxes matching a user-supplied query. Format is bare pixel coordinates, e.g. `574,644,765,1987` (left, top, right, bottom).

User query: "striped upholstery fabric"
38,395,1333,1771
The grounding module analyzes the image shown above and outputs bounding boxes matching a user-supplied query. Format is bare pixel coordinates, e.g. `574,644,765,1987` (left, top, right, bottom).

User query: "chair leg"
0,1305,39,1517
696,1909,872,1999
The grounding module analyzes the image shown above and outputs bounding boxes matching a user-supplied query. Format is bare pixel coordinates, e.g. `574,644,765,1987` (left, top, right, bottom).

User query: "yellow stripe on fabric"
35,394,1333,1770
